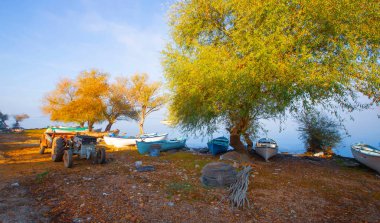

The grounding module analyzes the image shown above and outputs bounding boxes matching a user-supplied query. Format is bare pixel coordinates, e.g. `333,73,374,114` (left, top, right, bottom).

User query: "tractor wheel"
39,142,46,154
51,137,65,162
63,150,73,168
93,148,106,164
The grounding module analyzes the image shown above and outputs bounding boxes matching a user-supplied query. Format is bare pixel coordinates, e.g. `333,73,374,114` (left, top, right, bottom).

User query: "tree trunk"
87,121,93,132
105,122,114,132
243,133,254,151
139,108,146,135
139,119,144,135
79,122,85,128
229,126,247,154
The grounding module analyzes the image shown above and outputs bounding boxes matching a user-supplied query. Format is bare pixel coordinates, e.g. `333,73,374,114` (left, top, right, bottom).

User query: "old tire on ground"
93,148,106,164
51,137,65,162
63,150,73,168
39,142,46,154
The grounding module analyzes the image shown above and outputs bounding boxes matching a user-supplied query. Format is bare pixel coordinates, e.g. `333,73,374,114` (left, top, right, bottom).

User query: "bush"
296,110,343,154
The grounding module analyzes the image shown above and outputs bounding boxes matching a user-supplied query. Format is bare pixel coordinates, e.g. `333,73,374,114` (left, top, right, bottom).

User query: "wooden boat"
207,137,229,156
104,133,159,146
45,126,88,133
136,138,187,154
351,144,380,173
255,138,278,161
104,133,168,148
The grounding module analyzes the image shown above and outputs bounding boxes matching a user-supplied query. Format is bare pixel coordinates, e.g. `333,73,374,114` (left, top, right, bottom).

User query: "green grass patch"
163,152,213,171
35,170,49,183
165,181,194,196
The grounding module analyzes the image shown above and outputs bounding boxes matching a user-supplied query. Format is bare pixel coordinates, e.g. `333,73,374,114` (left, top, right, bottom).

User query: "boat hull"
136,139,187,154
207,137,229,156
351,147,380,173
255,147,278,161
111,134,169,148
46,127,88,133
103,136,119,146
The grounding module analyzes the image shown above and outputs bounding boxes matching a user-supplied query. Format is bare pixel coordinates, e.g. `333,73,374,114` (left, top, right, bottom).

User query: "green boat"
136,138,187,155
45,126,88,133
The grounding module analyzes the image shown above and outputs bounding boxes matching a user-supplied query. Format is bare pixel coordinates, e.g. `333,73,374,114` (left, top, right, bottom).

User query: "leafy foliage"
127,73,166,134
296,110,343,153
13,114,29,128
0,111,8,128
103,77,138,131
42,70,163,132
163,0,379,152
42,70,108,131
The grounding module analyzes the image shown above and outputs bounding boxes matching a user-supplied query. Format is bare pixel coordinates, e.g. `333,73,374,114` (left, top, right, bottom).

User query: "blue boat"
207,137,229,156
136,138,187,155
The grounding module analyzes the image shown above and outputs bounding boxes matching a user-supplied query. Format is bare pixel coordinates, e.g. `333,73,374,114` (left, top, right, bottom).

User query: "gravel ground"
0,131,379,223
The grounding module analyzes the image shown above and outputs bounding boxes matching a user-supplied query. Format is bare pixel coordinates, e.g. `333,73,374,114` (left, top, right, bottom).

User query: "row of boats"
103,132,279,161
47,127,380,173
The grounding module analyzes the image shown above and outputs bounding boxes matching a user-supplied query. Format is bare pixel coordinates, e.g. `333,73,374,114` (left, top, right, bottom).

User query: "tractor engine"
73,135,97,159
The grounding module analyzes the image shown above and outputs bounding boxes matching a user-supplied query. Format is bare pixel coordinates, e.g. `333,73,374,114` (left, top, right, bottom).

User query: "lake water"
21,106,380,158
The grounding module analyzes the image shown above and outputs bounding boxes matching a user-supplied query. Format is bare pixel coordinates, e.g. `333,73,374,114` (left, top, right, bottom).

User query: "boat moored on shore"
255,138,278,161
104,133,168,148
351,143,380,173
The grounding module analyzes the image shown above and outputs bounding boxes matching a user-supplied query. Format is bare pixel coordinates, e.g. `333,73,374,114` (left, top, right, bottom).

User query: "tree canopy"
163,0,379,152
103,77,138,131
42,70,163,132
13,114,29,128
127,73,166,134
42,70,108,131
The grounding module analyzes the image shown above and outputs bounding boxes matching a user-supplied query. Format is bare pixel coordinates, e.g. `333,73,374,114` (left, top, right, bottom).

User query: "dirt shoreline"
0,131,379,222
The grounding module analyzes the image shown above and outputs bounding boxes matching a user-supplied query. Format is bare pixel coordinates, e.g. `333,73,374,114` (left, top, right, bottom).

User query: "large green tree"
163,0,379,153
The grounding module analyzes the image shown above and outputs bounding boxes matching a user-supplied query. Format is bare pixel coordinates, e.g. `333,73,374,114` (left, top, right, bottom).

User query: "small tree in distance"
296,110,343,154
0,111,8,129
13,114,29,129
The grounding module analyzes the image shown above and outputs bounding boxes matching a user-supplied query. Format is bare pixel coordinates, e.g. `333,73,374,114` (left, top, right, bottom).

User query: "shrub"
296,110,343,154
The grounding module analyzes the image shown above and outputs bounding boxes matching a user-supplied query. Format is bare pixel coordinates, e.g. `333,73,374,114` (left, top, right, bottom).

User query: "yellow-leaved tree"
42,69,109,131
127,73,166,135
103,77,138,131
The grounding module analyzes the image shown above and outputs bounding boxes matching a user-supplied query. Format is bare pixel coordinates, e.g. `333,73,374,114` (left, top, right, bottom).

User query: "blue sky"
0,0,170,124
0,0,379,155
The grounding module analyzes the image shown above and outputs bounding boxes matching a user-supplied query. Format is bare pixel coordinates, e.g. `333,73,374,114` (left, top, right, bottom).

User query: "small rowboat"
104,133,168,148
46,126,88,133
207,137,229,156
351,143,380,173
136,138,187,154
255,138,278,161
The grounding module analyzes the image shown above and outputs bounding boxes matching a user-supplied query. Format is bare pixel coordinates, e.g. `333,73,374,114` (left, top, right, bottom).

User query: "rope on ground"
228,165,252,208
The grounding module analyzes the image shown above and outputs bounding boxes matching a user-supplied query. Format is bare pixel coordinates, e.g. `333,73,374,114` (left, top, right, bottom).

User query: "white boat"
351,144,380,173
104,133,168,148
255,138,278,161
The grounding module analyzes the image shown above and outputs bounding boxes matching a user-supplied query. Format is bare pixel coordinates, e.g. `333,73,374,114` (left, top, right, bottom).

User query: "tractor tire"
93,148,106,164
51,137,65,162
63,150,73,168
39,142,46,154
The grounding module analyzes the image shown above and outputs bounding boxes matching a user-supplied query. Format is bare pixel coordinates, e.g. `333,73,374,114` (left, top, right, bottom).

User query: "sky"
0,0,379,156
0,0,170,122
